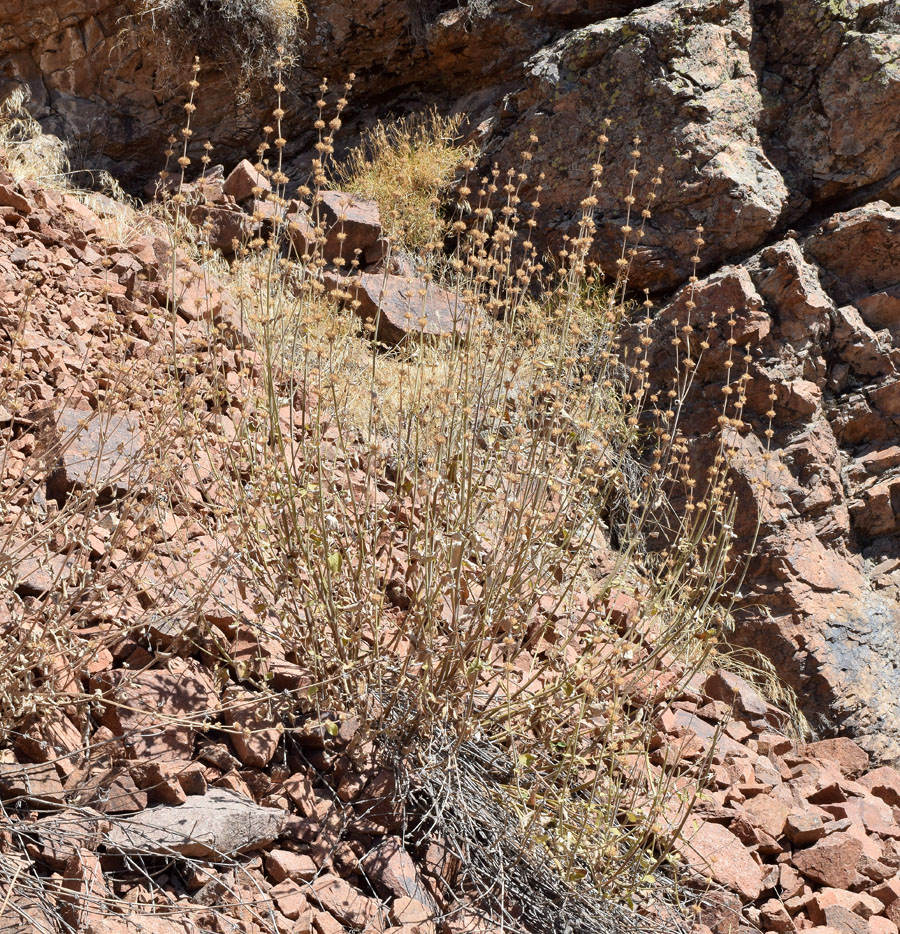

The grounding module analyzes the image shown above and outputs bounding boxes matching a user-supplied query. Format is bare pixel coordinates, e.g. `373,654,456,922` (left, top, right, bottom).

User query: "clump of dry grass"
136,0,308,75
335,109,476,254
0,89,68,184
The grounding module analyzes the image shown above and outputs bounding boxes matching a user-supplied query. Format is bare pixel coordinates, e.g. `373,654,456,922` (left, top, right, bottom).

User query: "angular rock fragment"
105,788,286,858
331,272,466,344
675,818,763,902
317,190,382,263
792,832,864,890
223,159,271,203
93,663,218,761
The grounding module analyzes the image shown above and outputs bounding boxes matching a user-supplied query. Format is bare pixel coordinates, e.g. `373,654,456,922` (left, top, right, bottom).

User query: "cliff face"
2,0,899,281
2,0,899,758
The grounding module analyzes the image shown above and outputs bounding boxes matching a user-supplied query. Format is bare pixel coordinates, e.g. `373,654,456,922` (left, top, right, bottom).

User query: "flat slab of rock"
675,818,763,902
328,272,466,344
105,788,286,858
38,406,142,501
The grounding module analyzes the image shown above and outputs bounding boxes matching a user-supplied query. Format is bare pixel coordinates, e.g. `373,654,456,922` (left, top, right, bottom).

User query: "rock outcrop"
644,201,900,763
1,1,899,288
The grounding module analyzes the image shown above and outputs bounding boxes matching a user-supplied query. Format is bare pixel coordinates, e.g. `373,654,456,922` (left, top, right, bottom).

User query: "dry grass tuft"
0,89,68,184
336,110,476,254
136,0,308,75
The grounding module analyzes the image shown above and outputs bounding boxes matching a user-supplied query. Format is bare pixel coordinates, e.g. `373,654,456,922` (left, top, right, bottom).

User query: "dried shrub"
335,110,476,254
135,0,308,75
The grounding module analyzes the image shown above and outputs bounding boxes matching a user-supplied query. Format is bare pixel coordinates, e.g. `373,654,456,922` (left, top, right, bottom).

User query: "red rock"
312,910,345,934
869,918,899,934
704,669,770,719
761,898,796,933
744,794,790,838
758,732,795,757
808,889,885,923
129,760,207,804
222,686,281,768
674,818,763,902
807,739,870,778
317,190,382,263
223,159,271,202
0,182,32,214
825,797,899,839
391,897,434,927
41,405,142,501
0,756,65,805
330,272,467,344
871,879,900,926
859,768,900,807
309,874,379,929
94,663,218,761
282,772,317,817
792,832,864,889
13,710,83,764
360,835,430,903
266,849,318,884
186,203,252,253
88,768,147,813
271,879,310,920
786,811,827,845
59,848,108,930
821,907,873,934
779,864,805,899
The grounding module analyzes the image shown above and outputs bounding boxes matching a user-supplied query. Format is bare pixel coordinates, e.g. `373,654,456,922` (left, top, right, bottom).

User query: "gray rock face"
105,788,287,858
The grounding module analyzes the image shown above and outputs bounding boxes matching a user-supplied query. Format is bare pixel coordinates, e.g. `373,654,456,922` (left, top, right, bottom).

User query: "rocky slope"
3,168,900,934
1,0,900,927
643,201,900,763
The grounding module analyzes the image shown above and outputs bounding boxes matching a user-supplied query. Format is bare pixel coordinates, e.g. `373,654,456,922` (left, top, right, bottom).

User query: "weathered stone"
760,898,795,934
41,405,142,500
859,768,900,807
94,663,218,761
331,272,467,344
308,873,380,929
360,836,431,904
105,788,287,858
807,739,871,779
792,832,864,889
0,758,65,805
871,879,900,927
317,190,382,263
266,849,318,884
222,686,281,769
743,794,790,839
674,818,763,902
809,890,885,925
704,670,770,720
186,203,252,253
222,159,271,202
270,879,310,920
